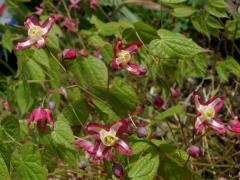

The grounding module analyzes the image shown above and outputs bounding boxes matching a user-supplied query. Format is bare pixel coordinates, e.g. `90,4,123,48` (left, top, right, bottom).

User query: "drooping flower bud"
48,100,55,110
187,145,201,158
78,160,87,170
136,127,147,138
79,48,89,57
153,96,164,109
170,87,181,98
63,49,76,60
112,162,124,179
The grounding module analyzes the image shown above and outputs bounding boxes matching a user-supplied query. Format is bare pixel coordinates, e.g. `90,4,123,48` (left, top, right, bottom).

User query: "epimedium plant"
0,0,240,179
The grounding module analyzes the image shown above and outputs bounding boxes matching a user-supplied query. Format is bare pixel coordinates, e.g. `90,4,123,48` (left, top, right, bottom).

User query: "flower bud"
152,96,164,109
112,162,124,179
187,145,201,158
48,100,55,110
137,127,147,138
170,87,181,98
63,49,76,60
78,160,87,170
79,48,89,57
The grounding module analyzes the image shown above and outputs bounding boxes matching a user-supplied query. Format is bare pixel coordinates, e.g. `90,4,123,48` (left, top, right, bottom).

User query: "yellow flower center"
203,107,215,120
116,50,131,66
103,135,118,146
28,26,44,40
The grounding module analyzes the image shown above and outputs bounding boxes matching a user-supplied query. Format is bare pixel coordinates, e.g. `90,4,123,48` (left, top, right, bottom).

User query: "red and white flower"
27,107,54,133
16,16,56,51
69,0,81,10
74,120,132,162
112,38,147,76
193,92,226,134
228,113,240,133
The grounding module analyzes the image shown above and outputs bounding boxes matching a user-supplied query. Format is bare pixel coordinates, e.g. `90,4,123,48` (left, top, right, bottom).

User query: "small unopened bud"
112,162,124,179
170,87,181,98
153,96,164,109
48,100,55,110
187,145,201,158
63,49,76,60
137,127,147,138
79,49,89,57
78,160,87,170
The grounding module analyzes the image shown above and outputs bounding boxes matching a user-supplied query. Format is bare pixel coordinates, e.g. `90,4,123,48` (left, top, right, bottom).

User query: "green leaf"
1,115,20,140
205,5,228,18
172,6,197,17
128,153,159,180
62,100,89,126
25,59,45,81
15,83,33,115
51,114,75,150
32,49,50,68
159,0,187,4
216,57,240,83
109,77,139,116
191,14,210,38
2,30,13,51
131,141,150,154
206,15,224,29
68,56,108,91
154,105,184,122
11,144,47,180
0,153,9,180
123,22,158,44
149,29,204,59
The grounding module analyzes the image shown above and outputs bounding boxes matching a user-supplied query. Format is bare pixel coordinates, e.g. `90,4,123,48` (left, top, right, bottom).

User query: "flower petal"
125,61,147,75
194,115,205,134
111,119,129,137
115,139,132,156
112,58,121,70
37,120,47,133
192,92,204,112
206,96,224,112
24,16,40,30
73,139,95,153
41,16,56,35
122,41,142,55
16,37,35,51
45,109,54,128
228,121,240,133
114,38,123,57
207,117,227,134
34,38,46,48
85,123,108,139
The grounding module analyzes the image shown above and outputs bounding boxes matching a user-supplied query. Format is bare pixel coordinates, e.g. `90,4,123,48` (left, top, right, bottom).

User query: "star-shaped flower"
193,92,226,134
16,16,56,51
112,38,147,76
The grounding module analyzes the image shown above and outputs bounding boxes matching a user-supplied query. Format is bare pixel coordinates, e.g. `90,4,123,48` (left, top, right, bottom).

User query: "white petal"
96,143,105,157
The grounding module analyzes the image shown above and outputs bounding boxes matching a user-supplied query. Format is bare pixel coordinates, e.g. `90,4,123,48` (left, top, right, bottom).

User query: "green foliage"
0,153,9,180
11,144,47,180
149,29,204,59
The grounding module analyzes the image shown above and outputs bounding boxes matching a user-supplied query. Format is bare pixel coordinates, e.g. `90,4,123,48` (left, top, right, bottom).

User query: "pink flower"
27,108,54,133
112,38,147,76
187,145,201,158
60,16,79,33
74,120,132,162
69,0,80,10
0,3,6,16
16,16,56,51
0,99,10,111
193,92,226,134
87,0,98,11
79,48,89,57
35,6,43,16
63,49,77,60
228,113,240,133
